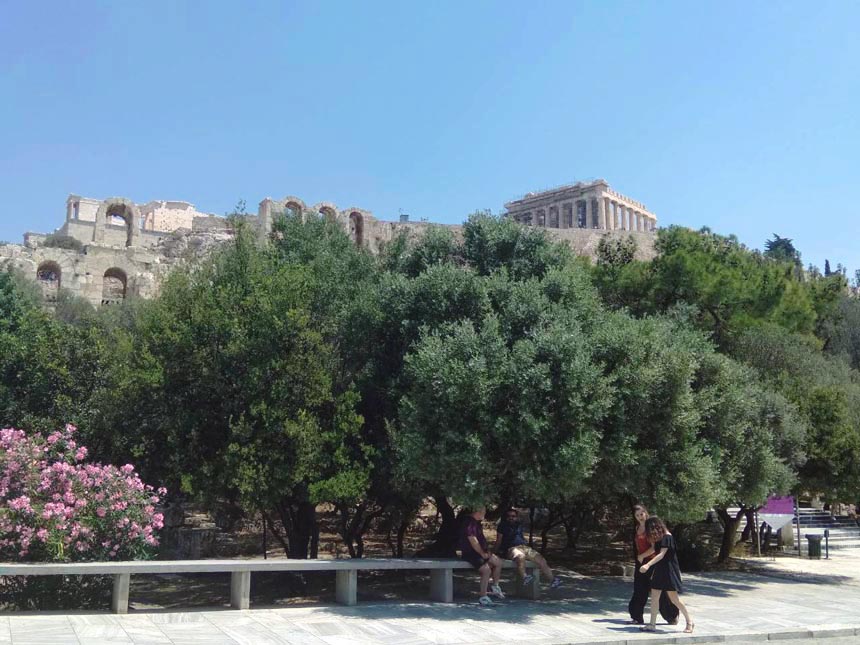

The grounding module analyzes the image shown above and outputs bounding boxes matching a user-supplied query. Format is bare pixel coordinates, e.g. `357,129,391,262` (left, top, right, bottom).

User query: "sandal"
639,624,657,632
684,622,695,633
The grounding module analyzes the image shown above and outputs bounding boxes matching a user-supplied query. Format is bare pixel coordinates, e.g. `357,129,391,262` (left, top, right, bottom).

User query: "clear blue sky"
1,1,858,275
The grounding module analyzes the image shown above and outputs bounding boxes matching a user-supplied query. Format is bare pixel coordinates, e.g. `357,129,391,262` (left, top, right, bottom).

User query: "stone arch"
344,208,369,247
273,196,306,220
36,261,62,303
102,268,128,305
313,202,339,224
93,198,141,247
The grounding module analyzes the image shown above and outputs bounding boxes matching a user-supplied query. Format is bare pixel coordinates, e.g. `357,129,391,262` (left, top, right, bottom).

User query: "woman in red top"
627,505,679,625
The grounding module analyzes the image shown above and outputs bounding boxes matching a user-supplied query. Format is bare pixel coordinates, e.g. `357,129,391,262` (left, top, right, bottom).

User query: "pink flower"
8,496,33,513
96,507,107,518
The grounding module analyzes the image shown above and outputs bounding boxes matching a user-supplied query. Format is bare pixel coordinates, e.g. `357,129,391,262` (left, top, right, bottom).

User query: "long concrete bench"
0,558,538,613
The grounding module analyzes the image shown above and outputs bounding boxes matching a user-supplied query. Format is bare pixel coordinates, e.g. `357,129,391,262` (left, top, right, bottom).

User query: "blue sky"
1,1,858,276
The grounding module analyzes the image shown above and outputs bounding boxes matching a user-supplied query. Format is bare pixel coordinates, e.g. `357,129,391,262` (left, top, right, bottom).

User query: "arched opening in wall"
36,262,61,303
285,201,304,220
319,206,337,224
102,268,127,306
349,212,364,247
106,205,135,247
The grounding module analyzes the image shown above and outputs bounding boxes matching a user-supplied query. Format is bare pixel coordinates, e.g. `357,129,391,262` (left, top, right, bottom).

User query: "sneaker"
478,595,494,606
490,583,505,599
522,574,535,587
549,577,562,589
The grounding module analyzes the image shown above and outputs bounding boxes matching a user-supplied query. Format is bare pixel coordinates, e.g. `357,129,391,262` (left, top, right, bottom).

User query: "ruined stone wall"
3,191,656,309
140,201,200,231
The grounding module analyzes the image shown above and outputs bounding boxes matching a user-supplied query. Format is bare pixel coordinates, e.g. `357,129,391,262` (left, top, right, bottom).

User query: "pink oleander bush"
0,424,165,562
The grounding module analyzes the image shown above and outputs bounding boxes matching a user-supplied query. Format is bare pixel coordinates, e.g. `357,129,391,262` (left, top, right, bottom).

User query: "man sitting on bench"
495,508,561,588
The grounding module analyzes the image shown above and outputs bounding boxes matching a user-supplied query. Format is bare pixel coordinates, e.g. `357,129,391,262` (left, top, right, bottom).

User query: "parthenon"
505,179,657,232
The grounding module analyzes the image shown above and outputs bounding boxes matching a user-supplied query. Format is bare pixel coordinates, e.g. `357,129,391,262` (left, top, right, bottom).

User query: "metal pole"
262,513,268,560
795,499,802,557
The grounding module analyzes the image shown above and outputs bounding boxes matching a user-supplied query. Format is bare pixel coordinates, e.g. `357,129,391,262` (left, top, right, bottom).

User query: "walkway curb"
565,624,860,644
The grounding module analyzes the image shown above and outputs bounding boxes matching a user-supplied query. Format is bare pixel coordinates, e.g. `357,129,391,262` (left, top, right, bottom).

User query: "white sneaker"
478,595,494,606
490,583,505,599
522,574,535,586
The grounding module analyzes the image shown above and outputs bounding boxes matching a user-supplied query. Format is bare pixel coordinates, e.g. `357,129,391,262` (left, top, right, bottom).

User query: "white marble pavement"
3,570,860,645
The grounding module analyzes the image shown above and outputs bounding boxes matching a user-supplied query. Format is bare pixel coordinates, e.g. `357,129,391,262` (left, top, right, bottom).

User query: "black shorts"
461,552,488,570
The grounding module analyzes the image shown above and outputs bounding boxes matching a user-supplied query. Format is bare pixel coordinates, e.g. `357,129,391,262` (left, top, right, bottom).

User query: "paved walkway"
3,564,860,645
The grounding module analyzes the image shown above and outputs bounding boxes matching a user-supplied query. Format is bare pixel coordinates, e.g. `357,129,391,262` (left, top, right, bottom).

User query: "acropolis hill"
0,179,657,307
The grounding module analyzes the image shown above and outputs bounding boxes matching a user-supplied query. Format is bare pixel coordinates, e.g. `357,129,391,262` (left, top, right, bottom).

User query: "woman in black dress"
638,516,694,633
627,505,679,625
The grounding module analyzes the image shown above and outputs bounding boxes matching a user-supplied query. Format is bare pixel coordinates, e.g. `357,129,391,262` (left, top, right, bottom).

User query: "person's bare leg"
665,591,692,629
534,554,554,582
512,551,526,580
479,563,491,597
647,589,661,628
490,554,503,586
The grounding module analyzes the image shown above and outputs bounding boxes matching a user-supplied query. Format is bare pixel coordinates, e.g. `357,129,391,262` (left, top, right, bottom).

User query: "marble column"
635,212,642,231
627,208,634,231
597,196,607,229
589,197,599,228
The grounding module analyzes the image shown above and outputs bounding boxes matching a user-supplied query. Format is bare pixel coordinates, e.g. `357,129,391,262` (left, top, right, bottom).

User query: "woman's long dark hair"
645,516,668,541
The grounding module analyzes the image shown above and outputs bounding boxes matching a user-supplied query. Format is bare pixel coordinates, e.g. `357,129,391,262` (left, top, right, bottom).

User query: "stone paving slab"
3,571,860,644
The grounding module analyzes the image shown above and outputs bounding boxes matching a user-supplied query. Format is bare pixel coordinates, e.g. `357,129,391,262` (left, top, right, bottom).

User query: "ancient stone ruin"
1,181,656,307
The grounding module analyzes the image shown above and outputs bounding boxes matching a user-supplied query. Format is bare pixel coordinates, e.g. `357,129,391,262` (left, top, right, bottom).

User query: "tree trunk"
528,507,536,548
273,499,317,559
740,508,755,542
539,509,564,553
415,495,459,558
716,507,745,562
396,518,408,558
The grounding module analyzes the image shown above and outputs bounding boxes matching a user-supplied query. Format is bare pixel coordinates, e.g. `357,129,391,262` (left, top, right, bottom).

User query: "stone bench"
0,557,538,613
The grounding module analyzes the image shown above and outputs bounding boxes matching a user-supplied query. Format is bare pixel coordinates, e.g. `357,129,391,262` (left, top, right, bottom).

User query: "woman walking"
627,505,678,625
638,516,694,633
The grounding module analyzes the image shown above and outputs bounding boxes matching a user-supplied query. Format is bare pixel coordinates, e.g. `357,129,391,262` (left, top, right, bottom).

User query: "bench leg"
430,568,453,603
523,566,540,600
230,571,251,610
335,569,357,606
111,573,130,614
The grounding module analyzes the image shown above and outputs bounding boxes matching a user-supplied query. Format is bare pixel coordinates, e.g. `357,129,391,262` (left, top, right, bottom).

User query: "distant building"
505,179,657,232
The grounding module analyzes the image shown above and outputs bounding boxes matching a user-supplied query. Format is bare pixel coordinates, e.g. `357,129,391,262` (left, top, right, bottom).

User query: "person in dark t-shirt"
458,507,504,605
494,508,560,588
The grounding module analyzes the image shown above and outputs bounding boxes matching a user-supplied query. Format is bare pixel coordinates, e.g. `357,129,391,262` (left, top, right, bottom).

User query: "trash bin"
806,534,823,559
